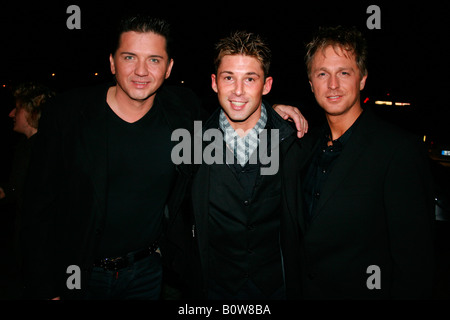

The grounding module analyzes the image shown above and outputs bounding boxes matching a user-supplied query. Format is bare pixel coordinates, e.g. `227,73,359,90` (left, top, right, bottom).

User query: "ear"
359,74,368,90
262,76,273,95
165,59,174,79
109,54,116,75
211,74,218,93
309,80,314,93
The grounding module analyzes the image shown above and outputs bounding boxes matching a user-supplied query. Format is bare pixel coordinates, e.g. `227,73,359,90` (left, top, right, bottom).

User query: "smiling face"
309,45,367,120
211,54,273,132
110,31,173,107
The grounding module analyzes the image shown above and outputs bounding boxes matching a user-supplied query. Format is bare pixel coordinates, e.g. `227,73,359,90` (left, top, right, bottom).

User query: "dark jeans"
84,253,162,300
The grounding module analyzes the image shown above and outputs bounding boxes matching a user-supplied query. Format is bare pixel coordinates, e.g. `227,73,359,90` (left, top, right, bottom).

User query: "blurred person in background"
0,81,54,298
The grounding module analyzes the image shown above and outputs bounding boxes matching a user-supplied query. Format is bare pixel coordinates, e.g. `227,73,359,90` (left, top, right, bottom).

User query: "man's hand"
273,104,308,138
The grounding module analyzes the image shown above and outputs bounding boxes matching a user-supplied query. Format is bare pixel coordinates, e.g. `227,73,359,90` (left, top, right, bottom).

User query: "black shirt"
303,112,363,222
206,113,284,295
97,100,176,258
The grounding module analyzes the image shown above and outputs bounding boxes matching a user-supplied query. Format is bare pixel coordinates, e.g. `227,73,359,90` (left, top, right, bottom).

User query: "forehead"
218,54,264,72
312,45,358,69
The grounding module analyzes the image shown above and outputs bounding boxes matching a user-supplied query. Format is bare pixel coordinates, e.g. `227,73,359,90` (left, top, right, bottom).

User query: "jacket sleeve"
383,137,435,298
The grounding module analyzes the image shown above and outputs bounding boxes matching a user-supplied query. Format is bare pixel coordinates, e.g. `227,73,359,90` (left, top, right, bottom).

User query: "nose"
9,108,16,118
135,59,149,77
328,74,340,90
233,80,245,96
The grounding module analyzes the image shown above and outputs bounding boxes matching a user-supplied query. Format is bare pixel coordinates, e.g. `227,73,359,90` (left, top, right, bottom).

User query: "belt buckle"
102,256,127,271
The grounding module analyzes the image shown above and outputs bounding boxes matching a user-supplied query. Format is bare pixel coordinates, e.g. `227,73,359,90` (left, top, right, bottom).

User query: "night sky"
1,1,449,143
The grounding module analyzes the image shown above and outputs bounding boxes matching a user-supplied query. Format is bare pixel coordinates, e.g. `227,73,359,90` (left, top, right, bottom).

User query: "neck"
107,86,155,123
25,127,37,139
326,105,363,141
227,105,262,137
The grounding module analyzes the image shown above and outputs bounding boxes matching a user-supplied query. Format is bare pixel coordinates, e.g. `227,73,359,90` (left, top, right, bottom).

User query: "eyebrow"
219,71,261,76
314,67,354,73
119,52,165,59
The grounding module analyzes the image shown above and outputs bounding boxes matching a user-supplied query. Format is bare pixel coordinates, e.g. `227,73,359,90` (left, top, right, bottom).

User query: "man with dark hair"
167,31,305,300
21,15,203,300
297,26,435,299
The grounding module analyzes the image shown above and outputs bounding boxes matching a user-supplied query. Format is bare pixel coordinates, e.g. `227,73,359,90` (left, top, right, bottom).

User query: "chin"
130,90,156,101
227,111,250,123
321,104,347,116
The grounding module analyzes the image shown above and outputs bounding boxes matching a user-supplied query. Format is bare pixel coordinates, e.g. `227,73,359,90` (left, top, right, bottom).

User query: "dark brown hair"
112,15,172,59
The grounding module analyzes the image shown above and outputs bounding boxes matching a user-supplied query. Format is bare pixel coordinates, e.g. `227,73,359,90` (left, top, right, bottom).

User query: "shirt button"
314,192,320,199
244,200,250,206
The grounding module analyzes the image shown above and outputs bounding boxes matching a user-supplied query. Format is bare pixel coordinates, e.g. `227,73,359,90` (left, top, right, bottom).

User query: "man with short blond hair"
299,26,435,299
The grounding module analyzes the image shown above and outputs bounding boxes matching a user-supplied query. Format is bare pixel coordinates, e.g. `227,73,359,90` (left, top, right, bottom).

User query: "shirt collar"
219,103,268,166
323,109,364,149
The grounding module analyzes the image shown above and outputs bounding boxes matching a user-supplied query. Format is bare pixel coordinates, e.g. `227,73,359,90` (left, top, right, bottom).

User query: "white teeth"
232,101,245,107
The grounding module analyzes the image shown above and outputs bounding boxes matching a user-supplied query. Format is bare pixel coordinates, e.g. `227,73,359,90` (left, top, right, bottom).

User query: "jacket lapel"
191,162,210,273
292,127,323,233
282,152,306,235
311,110,375,222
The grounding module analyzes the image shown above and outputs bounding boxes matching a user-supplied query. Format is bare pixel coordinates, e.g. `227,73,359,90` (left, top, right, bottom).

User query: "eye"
124,55,134,61
224,76,233,81
150,58,160,63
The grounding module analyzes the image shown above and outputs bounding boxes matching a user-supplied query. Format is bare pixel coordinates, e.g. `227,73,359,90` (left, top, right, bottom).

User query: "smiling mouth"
230,101,247,109
132,81,150,88
327,95,342,101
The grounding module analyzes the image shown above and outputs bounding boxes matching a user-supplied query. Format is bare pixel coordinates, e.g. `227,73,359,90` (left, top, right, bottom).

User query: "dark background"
1,0,450,302
2,0,449,200
1,1,448,128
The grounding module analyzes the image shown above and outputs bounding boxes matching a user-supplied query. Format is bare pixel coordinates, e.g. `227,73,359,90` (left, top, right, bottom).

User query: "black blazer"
21,83,204,299
165,105,308,299
291,107,435,299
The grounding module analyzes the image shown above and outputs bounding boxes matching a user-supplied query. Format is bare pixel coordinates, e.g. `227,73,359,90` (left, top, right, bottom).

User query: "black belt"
93,241,159,271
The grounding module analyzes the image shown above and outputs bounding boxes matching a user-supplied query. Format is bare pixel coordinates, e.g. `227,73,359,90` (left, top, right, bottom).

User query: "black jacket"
297,107,435,299
165,104,309,299
21,83,204,299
